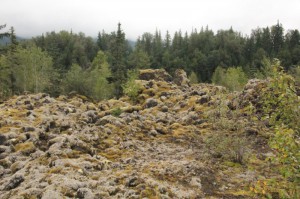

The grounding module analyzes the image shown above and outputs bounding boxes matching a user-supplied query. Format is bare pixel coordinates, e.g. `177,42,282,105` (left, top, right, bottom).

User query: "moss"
91,175,100,181
0,159,11,168
140,187,157,198
14,142,35,155
64,162,80,170
48,166,63,174
99,148,123,160
66,150,82,159
223,161,243,168
0,126,11,134
21,194,38,199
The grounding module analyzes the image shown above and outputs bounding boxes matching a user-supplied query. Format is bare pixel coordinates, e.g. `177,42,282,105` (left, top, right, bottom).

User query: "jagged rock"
80,110,99,124
139,69,172,82
10,161,25,173
173,69,190,86
0,73,281,198
196,95,211,104
0,135,6,145
160,105,169,112
22,126,35,132
3,174,24,190
77,188,94,199
144,98,158,108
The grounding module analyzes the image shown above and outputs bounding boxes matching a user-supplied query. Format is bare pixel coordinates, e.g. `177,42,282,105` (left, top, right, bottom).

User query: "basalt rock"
173,69,190,87
0,70,280,199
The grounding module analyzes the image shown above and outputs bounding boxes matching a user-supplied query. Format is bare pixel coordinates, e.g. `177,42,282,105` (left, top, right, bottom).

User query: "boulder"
144,98,158,108
173,69,190,86
139,69,172,82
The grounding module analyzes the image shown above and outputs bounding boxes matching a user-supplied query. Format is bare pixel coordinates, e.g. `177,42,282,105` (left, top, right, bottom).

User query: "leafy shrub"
188,71,199,84
111,107,122,117
205,93,251,164
122,70,142,103
205,133,250,164
252,59,300,198
212,66,248,91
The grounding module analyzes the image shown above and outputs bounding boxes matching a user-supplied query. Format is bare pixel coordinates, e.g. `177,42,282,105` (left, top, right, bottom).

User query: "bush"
212,66,248,91
205,133,250,164
111,107,122,117
122,70,142,103
252,59,300,198
188,71,199,84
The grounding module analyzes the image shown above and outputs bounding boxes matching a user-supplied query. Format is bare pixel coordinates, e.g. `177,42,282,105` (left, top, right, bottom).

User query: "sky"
1,0,300,40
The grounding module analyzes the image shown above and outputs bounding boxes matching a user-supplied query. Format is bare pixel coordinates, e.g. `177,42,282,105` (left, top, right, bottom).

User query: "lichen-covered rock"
0,73,277,199
3,174,24,191
144,98,158,108
139,69,172,82
173,69,190,87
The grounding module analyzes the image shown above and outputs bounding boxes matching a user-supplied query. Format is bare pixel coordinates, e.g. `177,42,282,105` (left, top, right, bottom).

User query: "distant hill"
0,36,27,46
128,39,136,48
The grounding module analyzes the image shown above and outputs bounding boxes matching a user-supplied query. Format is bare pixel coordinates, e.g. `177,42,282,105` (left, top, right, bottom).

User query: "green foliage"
89,51,113,100
33,31,98,71
289,66,300,83
261,60,299,130
205,93,251,164
122,70,142,103
206,133,250,164
270,127,300,185
128,48,150,69
212,66,248,91
109,23,128,98
62,51,113,101
111,107,122,117
0,55,11,99
63,63,90,96
253,57,273,79
253,59,300,198
188,71,199,84
1,45,54,95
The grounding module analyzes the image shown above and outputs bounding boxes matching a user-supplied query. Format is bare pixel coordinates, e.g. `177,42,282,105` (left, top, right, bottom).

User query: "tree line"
0,22,300,100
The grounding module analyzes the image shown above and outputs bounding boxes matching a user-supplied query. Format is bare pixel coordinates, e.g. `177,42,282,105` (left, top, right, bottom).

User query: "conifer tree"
110,23,127,97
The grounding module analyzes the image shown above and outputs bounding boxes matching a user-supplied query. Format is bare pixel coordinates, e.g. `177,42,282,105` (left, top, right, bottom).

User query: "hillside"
0,69,298,199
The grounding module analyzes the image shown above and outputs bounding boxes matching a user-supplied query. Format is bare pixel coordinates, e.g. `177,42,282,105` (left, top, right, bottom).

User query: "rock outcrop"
0,69,277,198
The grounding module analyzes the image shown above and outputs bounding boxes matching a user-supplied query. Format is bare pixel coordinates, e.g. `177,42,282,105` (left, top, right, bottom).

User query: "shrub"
251,59,300,198
205,133,250,164
188,71,199,84
212,66,248,91
111,107,122,117
122,70,142,103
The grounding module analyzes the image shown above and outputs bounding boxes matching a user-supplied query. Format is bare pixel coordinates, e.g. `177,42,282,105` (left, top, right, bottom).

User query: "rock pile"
0,69,272,198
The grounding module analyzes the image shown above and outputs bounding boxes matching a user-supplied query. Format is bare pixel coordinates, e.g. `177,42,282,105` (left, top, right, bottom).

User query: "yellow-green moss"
48,166,63,174
140,187,158,198
14,142,35,155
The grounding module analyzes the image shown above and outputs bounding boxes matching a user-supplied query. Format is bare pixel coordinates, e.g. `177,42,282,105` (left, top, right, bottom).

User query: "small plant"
122,70,142,103
111,107,122,117
212,66,248,91
205,133,250,164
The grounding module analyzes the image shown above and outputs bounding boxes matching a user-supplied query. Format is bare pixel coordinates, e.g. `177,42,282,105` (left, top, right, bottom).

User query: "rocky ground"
0,69,278,198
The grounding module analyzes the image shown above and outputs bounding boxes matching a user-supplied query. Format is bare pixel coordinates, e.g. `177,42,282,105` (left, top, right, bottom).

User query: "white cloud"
1,0,300,39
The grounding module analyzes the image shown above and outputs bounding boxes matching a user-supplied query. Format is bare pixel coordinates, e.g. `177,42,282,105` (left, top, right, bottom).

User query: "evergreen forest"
1,22,300,100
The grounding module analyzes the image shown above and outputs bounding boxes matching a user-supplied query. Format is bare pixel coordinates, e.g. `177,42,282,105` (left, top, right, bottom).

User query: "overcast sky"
1,0,300,40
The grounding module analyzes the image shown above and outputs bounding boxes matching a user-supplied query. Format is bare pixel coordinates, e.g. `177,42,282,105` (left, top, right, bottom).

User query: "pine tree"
110,23,127,97
271,22,284,56
9,27,18,52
